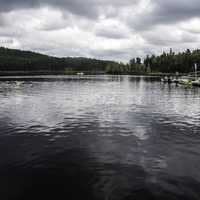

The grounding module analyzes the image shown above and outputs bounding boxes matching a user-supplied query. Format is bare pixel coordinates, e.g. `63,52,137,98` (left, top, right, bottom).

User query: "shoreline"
0,71,188,77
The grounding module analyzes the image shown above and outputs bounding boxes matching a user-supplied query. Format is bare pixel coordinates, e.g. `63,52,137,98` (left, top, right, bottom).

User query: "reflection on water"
0,75,200,199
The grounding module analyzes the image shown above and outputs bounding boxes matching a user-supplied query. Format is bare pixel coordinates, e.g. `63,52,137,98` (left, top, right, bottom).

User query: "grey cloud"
0,0,39,12
95,27,130,39
143,31,198,46
1,0,200,62
0,26,23,38
41,0,98,18
37,17,69,31
154,0,200,23
129,0,200,31
90,48,134,62
96,31,128,39
0,14,4,25
1,0,200,27
0,0,138,18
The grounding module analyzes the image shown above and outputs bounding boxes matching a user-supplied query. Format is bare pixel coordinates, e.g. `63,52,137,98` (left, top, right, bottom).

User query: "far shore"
0,71,189,77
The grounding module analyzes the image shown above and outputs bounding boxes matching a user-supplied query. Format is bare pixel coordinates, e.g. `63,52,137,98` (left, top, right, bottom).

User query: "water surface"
0,75,200,200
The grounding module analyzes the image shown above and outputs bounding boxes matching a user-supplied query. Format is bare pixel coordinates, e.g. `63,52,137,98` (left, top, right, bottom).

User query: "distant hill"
0,47,116,74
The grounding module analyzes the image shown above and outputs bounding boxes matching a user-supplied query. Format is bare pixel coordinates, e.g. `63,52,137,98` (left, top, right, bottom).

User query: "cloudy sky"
0,0,200,61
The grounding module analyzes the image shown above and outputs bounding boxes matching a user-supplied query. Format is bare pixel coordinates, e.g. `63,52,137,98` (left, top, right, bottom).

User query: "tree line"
106,57,148,74
144,49,200,73
0,47,116,73
0,47,200,74
106,49,200,74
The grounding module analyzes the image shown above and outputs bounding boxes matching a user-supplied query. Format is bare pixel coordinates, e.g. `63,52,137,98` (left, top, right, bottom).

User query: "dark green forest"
144,49,200,73
0,47,200,75
106,49,200,74
0,47,115,74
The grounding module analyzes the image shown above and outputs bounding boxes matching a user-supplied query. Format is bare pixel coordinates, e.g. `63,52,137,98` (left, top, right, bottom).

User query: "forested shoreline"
0,47,115,74
106,49,200,75
0,47,200,75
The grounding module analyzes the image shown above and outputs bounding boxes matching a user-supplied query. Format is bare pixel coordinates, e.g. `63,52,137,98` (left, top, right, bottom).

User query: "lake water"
0,75,200,200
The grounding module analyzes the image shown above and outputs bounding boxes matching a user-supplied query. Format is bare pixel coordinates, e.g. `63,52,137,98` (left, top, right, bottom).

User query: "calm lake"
0,75,200,200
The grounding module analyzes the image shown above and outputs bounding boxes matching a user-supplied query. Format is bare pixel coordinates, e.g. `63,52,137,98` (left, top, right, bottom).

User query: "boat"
192,79,200,87
77,72,84,76
178,77,193,86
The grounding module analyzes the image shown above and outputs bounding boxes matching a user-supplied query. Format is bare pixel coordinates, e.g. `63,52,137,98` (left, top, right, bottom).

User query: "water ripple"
0,76,200,199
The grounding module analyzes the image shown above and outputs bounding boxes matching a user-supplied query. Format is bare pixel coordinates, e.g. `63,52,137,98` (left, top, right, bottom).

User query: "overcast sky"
0,0,200,61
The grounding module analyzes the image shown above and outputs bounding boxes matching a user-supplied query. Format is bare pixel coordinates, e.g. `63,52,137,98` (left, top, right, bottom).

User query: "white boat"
77,72,84,76
178,77,193,85
192,79,200,87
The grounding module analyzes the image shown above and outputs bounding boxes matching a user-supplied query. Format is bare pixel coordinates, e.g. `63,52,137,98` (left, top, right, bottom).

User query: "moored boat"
77,72,84,76
192,79,200,87
178,77,193,86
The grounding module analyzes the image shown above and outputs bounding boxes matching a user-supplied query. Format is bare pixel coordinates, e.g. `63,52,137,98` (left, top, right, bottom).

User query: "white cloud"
180,18,200,34
0,0,200,61
95,19,131,39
